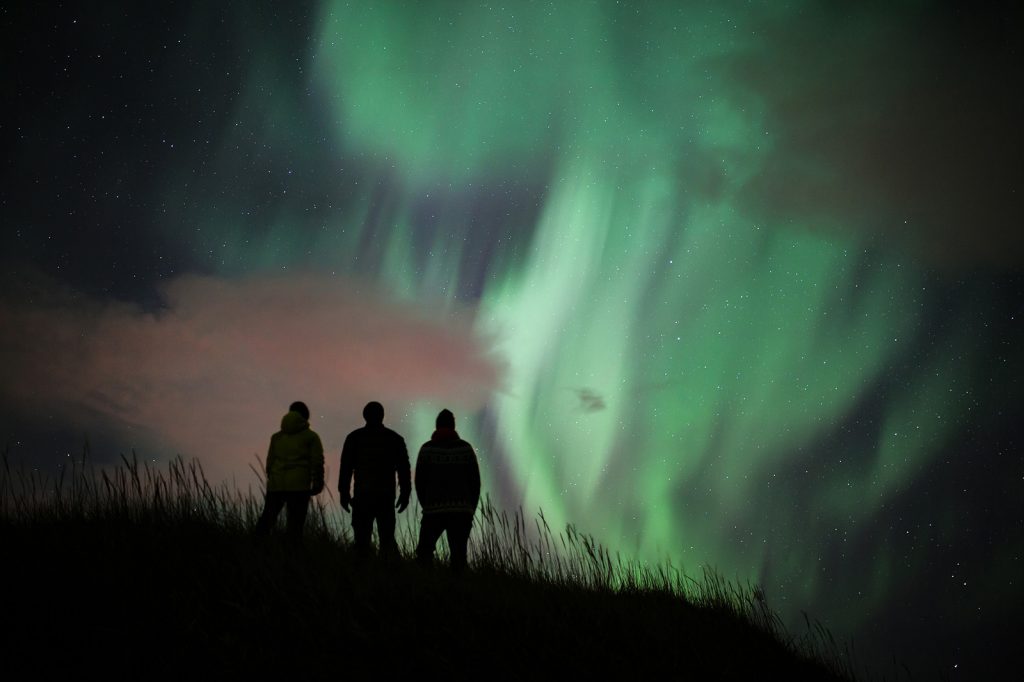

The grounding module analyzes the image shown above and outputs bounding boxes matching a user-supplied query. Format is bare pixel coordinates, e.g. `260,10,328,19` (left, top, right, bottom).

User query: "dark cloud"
728,2,1023,268
573,388,607,413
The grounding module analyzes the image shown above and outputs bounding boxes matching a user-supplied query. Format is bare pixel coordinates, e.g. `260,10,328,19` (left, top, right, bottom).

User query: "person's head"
436,408,455,429
363,401,385,425
289,401,310,420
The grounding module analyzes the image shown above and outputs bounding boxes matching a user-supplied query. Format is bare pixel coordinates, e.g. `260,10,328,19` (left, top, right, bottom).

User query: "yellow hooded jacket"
266,411,325,492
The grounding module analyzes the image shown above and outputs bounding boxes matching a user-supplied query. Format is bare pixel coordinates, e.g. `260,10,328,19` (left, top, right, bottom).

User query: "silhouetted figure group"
255,400,481,569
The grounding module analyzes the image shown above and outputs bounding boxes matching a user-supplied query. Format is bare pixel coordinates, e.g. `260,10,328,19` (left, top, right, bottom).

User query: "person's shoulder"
383,426,405,441
417,440,439,455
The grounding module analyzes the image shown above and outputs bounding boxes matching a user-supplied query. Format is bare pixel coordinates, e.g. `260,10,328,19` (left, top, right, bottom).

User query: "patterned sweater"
414,428,481,515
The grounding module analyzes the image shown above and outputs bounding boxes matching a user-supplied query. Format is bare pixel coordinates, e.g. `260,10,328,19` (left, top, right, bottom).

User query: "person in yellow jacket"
254,401,325,540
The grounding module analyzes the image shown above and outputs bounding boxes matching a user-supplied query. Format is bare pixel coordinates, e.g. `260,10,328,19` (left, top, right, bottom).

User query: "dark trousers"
416,512,473,569
254,490,310,539
351,498,397,555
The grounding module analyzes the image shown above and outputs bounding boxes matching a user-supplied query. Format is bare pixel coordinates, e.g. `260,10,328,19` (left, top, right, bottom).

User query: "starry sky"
2,1,1021,677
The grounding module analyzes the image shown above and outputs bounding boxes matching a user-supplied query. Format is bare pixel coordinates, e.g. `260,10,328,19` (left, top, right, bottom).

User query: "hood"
280,411,309,434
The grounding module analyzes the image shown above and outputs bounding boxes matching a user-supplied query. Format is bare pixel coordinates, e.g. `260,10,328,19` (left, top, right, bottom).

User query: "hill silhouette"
1,452,857,680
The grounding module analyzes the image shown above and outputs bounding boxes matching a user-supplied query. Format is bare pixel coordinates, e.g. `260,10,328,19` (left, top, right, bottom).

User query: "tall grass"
1,447,861,680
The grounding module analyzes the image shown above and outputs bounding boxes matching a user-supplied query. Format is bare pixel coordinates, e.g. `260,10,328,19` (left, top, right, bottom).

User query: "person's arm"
468,445,482,511
414,445,430,510
265,435,277,480
396,436,411,512
310,433,325,495
338,434,354,511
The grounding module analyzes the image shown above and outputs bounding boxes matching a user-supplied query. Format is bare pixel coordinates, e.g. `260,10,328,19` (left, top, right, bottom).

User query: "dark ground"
1,518,851,680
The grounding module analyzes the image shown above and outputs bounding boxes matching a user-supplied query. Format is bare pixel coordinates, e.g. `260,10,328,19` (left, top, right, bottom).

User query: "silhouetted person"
338,401,411,556
415,409,481,570
255,401,325,541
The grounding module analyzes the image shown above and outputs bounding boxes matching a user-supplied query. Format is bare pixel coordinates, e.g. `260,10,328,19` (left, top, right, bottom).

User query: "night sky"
2,2,1022,677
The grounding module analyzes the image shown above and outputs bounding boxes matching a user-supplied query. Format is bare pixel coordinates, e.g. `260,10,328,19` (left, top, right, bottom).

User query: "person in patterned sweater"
414,409,481,570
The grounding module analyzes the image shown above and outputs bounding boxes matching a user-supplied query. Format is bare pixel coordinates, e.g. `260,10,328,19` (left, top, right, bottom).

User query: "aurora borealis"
2,1,1021,677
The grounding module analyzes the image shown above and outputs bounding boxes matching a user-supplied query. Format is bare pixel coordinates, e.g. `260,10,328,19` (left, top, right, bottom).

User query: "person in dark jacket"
255,401,325,540
338,401,411,556
414,409,481,570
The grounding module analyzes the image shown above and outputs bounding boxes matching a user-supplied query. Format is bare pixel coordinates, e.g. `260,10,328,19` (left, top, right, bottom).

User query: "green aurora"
292,1,1009,637
36,0,1015,674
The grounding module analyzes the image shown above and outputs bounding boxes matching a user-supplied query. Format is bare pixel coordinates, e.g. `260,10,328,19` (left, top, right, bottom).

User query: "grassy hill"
1,453,857,680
